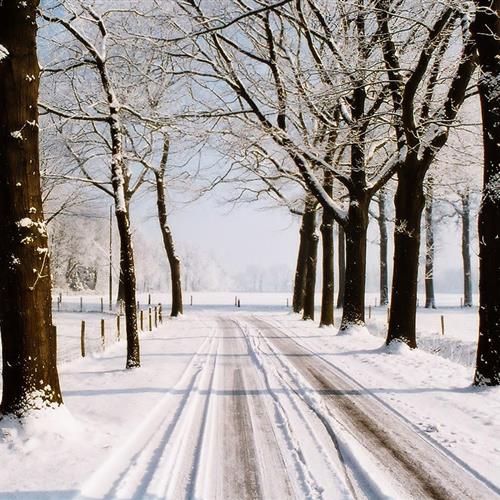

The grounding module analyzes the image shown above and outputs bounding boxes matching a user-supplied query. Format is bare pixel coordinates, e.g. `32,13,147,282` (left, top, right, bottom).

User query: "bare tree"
40,4,143,368
377,1,478,347
176,0,405,331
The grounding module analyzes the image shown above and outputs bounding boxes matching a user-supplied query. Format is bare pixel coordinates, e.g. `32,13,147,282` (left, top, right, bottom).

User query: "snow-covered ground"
0,296,498,499
51,291,481,367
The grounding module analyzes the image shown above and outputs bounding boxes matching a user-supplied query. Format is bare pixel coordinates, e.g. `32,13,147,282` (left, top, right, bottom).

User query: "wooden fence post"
101,319,105,350
140,310,144,331
116,315,121,341
441,315,445,336
101,297,104,313
148,293,151,306
148,307,152,332
154,306,158,328
159,303,163,324
190,295,193,306
237,299,241,308
80,297,83,312
80,321,85,357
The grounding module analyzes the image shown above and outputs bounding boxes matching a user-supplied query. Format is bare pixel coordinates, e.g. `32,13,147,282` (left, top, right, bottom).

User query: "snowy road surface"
1,311,499,499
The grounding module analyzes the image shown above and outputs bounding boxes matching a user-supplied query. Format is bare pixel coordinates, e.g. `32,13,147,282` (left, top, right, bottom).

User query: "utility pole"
109,205,113,311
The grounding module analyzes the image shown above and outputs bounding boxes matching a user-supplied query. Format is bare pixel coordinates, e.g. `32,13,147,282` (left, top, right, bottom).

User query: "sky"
135,183,301,275
132,180,478,294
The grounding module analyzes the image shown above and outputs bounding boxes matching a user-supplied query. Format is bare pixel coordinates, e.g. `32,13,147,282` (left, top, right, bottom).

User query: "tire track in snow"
237,319,361,499
213,317,291,500
225,318,352,499
76,319,218,499
247,315,498,500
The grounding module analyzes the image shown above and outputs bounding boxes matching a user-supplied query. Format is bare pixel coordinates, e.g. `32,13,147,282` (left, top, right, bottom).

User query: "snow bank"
366,317,478,367
0,405,83,454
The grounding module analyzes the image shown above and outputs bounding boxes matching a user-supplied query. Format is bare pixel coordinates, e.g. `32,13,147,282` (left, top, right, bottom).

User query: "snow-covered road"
1,311,499,499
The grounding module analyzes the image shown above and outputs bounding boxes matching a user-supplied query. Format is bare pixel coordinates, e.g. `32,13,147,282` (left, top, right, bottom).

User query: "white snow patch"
0,44,8,62
338,323,370,336
0,405,83,454
17,217,33,228
10,130,23,140
385,339,412,355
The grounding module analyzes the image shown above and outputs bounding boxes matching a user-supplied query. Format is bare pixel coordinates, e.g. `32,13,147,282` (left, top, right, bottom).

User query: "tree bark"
320,172,335,326
0,0,63,416
386,167,426,348
472,0,500,385
340,198,369,330
107,128,139,368
336,224,346,309
424,180,436,309
461,190,473,307
154,141,183,317
292,198,315,313
116,197,131,307
377,189,389,306
302,215,318,321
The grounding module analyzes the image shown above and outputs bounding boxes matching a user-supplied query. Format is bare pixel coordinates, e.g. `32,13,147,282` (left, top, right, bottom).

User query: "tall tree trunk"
461,189,473,307
292,198,315,313
320,172,335,326
114,206,139,368
386,167,426,348
424,180,436,309
154,139,183,317
303,216,318,321
340,197,369,331
472,0,500,385
337,224,346,309
377,189,389,306
108,137,139,368
0,0,63,415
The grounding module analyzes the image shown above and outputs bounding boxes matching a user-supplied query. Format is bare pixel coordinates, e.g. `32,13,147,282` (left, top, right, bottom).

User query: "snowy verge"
366,317,477,367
